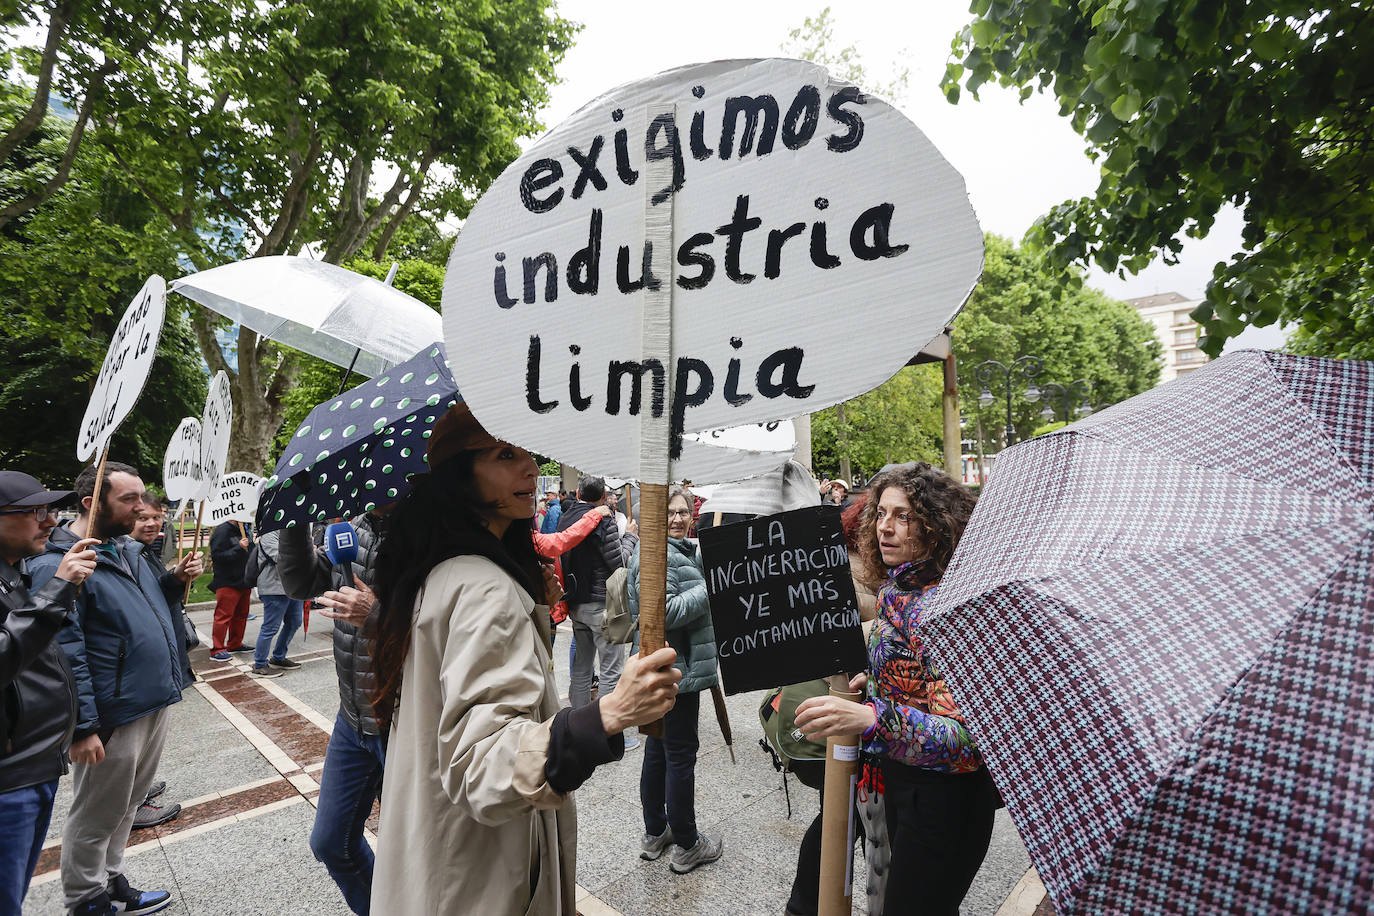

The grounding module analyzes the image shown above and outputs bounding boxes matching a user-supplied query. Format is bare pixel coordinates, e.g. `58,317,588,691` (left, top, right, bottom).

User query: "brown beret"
426,402,502,469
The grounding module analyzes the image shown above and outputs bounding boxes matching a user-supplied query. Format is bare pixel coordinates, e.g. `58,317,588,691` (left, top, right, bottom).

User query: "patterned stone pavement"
22,601,1039,915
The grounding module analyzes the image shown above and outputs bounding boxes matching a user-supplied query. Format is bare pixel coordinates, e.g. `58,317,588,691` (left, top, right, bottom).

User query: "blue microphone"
324,521,359,588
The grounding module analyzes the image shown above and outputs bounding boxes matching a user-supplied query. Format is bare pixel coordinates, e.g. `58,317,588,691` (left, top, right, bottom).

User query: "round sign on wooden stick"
443,62,982,891
77,275,167,463
162,417,204,503
443,58,982,485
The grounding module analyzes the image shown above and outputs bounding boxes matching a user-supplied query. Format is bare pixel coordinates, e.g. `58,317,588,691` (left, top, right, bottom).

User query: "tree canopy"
943,1,1373,356
951,235,1162,450
3,0,574,473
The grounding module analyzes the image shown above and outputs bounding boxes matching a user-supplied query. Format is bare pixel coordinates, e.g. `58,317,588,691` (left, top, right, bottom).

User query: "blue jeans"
0,779,58,912
640,689,701,849
254,594,303,668
310,711,386,915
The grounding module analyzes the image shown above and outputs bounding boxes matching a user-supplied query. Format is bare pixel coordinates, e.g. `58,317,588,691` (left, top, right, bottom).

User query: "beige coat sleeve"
424,558,566,827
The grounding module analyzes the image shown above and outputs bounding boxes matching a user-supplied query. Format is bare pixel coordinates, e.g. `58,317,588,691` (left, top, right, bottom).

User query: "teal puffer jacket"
628,537,718,694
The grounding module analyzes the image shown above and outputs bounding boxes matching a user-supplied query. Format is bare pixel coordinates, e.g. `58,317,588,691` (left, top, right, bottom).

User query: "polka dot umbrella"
256,342,458,534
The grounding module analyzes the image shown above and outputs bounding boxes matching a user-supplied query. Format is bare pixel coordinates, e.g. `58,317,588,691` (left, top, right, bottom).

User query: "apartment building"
1127,291,1210,384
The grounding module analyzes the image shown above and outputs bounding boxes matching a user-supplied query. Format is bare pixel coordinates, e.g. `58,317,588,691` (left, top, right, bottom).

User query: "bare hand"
70,734,105,766
600,646,680,735
55,538,100,585
625,520,639,537
315,582,376,628
595,504,612,518
795,695,877,740
173,551,204,584
238,537,250,549
848,672,868,694
540,564,564,607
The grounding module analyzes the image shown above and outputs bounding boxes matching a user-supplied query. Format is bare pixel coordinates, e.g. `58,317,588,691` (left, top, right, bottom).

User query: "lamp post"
975,355,1044,447
1039,380,1095,424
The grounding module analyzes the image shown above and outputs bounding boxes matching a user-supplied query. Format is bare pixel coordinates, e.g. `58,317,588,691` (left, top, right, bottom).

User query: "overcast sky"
537,0,1285,349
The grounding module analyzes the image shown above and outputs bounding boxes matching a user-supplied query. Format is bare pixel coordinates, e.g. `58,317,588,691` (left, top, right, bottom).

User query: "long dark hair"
857,463,976,588
370,450,542,724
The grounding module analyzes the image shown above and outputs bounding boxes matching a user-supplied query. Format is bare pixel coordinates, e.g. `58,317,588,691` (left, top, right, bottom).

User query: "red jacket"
532,510,602,624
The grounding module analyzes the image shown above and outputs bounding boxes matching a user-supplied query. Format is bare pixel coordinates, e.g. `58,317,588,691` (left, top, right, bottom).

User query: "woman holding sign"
367,404,680,915
794,463,999,916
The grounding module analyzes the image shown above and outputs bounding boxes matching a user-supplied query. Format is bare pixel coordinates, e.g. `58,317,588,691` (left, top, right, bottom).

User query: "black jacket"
278,514,385,736
557,501,624,606
209,521,252,590
0,557,78,792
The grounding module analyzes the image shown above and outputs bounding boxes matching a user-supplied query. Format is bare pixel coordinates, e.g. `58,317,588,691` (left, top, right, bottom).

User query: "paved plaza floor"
23,602,1039,915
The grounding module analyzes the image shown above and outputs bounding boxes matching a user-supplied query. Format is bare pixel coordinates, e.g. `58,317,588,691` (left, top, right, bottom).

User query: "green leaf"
1110,92,1141,121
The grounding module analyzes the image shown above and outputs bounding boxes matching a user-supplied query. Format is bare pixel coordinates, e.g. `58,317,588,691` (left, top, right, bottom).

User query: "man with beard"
27,463,199,916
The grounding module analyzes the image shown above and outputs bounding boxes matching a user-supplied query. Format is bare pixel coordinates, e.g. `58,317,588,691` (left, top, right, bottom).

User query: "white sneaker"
623,734,641,751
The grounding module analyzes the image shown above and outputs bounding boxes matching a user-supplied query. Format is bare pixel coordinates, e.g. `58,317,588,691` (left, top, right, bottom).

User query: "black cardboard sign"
699,505,868,695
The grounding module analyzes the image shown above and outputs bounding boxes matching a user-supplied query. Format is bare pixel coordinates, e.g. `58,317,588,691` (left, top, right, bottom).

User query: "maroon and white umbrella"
920,350,1373,915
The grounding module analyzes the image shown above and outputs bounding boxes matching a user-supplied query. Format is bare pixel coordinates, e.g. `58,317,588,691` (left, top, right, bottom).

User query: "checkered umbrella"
919,350,1373,915
256,342,458,534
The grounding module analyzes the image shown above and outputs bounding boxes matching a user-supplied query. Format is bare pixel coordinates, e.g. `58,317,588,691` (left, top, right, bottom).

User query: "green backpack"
757,678,830,792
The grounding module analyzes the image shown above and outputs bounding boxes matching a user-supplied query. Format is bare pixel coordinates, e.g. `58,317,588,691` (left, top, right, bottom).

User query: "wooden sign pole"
819,672,862,916
636,482,668,739
176,501,192,565
85,446,110,541
184,499,206,603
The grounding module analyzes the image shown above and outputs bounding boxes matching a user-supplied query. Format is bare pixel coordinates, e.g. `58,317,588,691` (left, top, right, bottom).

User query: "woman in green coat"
628,487,724,875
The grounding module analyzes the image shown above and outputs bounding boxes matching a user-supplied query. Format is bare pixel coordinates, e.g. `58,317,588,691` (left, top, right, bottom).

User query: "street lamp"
975,355,1044,447
1039,380,1095,423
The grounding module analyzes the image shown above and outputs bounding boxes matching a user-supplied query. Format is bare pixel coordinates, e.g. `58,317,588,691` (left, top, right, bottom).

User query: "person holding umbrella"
626,486,723,873
794,463,999,916
368,403,680,915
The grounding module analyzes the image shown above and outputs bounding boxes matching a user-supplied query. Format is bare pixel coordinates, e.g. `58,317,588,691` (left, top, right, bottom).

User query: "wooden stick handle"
636,481,668,739
86,446,109,539
819,674,862,916
184,499,206,603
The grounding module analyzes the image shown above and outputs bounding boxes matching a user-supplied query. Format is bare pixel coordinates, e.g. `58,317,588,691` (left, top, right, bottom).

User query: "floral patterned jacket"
861,558,984,773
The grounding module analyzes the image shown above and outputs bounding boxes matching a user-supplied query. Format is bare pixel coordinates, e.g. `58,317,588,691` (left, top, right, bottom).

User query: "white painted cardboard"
199,372,233,500
162,417,204,502
77,275,167,461
443,58,983,484
205,471,261,525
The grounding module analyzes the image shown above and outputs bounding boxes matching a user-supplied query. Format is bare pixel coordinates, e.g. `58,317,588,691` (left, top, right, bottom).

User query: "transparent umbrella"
170,256,440,378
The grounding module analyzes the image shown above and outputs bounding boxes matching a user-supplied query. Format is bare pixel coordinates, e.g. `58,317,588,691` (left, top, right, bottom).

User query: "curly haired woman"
794,463,999,916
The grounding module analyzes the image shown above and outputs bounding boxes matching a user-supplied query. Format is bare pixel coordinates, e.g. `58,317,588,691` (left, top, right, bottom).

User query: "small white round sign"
443,58,982,483
77,275,167,461
162,417,204,502
199,372,233,499
206,471,261,525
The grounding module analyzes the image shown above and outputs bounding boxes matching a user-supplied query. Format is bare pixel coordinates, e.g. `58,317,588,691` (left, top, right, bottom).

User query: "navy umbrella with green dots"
256,342,458,534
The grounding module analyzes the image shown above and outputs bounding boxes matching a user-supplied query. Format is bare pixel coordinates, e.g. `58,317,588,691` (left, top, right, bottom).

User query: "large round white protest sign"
199,372,233,499
205,472,261,525
162,417,204,502
444,58,982,483
77,275,167,461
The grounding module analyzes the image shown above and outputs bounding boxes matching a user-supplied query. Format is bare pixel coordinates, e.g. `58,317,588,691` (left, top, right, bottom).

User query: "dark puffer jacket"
557,501,624,606
0,557,78,792
27,523,184,739
278,514,384,736
627,537,718,694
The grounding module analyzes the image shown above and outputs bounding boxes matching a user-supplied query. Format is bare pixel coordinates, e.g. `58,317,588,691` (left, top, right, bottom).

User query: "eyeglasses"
0,506,59,520
667,509,693,519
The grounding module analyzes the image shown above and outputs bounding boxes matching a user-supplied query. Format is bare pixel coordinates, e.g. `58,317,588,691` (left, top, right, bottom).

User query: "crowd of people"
1,403,997,916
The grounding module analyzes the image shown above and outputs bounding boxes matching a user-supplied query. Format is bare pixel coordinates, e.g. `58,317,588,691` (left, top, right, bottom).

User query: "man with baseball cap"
0,471,97,912
26,462,200,916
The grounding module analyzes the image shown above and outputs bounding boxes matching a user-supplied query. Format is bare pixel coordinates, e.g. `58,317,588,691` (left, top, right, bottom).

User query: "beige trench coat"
371,555,577,915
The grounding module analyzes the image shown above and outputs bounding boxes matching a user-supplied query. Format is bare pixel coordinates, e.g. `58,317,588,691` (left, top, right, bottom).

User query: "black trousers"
785,772,866,916
872,760,1000,915
640,689,701,848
